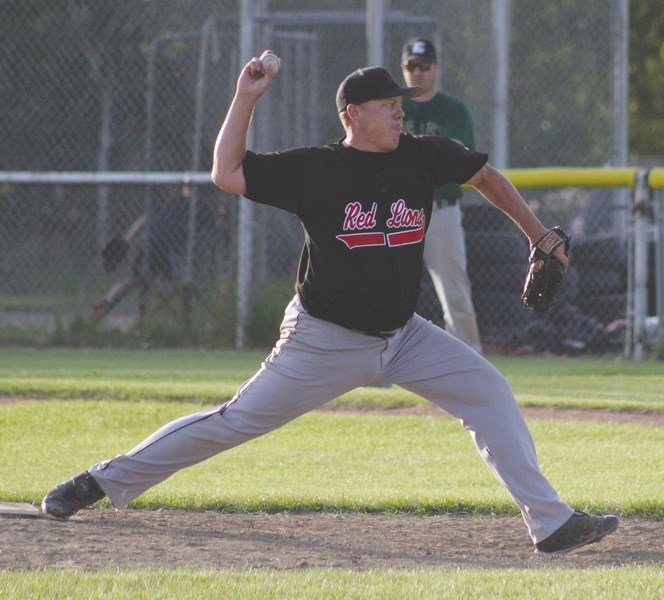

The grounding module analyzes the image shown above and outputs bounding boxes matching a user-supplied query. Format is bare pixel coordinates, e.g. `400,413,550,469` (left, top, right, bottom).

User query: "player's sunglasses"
403,61,433,72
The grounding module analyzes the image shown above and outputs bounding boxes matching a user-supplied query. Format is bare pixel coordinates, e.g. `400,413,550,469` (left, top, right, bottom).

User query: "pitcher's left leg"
386,315,572,542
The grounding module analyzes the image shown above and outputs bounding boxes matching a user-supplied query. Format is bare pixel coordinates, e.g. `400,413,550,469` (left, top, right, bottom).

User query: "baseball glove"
102,236,130,273
521,227,571,313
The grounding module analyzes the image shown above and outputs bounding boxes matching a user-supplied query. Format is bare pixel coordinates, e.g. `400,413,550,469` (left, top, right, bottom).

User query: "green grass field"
1,347,663,598
2,567,664,600
1,347,663,412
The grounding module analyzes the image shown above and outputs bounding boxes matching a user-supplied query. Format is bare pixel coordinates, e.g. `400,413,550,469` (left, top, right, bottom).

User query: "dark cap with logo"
401,38,438,63
336,67,421,113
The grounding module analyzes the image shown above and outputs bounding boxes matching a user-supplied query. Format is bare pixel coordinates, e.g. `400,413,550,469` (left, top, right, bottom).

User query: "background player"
42,53,618,555
401,38,482,354
92,185,217,323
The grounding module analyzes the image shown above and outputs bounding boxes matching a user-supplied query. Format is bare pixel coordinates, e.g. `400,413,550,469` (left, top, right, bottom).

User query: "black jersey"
242,132,487,334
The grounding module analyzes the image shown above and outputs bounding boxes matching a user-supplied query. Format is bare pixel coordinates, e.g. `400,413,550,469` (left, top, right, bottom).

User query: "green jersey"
403,93,475,203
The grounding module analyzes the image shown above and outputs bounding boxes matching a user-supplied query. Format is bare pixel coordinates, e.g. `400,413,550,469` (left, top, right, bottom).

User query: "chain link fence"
1,0,657,356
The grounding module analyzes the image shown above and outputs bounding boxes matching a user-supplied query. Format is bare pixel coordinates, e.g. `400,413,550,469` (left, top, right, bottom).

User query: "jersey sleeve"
242,148,315,213
416,135,488,187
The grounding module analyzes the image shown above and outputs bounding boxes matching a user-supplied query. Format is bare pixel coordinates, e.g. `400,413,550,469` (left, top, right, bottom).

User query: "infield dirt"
1,510,662,570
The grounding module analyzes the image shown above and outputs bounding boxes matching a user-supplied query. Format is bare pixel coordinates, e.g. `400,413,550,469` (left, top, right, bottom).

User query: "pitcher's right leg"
45,295,387,514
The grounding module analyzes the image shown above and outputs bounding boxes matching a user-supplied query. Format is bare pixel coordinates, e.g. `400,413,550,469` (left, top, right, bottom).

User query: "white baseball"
260,53,281,74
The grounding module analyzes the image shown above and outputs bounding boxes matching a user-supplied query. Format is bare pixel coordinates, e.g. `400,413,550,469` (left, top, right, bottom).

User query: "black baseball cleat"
41,471,105,518
535,510,619,555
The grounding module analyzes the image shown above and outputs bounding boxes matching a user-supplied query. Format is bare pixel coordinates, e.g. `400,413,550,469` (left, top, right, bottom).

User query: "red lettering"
386,199,424,229
337,199,426,249
387,224,425,247
336,232,386,249
343,202,377,230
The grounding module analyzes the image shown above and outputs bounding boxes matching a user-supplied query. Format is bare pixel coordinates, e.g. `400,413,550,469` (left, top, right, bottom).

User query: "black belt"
433,198,458,208
351,326,401,339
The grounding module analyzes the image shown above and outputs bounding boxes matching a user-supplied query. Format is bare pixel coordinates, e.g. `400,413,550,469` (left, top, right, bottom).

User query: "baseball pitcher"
42,53,616,556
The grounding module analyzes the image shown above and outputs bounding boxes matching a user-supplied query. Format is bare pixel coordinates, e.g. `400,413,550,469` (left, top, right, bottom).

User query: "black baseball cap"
401,38,438,63
336,67,421,113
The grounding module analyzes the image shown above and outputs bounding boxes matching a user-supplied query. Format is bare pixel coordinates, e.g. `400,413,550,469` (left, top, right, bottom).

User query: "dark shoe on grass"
536,510,619,555
41,471,105,518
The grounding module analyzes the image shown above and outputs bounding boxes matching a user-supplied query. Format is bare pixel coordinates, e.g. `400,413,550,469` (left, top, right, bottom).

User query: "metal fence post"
491,0,511,169
626,169,650,360
366,0,385,67
652,172,664,356
235,0,264,348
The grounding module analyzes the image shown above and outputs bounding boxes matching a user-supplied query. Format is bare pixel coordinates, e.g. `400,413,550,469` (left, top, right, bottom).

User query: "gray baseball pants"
90,294,573,542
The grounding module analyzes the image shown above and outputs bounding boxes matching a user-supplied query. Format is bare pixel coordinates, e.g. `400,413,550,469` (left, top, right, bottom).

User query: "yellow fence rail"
460,166,644,190
501,167,640,189
648,167,664,190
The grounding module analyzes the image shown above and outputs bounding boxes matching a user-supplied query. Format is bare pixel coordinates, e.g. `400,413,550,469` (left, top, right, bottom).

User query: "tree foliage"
629,0,664,158
0,1,660,172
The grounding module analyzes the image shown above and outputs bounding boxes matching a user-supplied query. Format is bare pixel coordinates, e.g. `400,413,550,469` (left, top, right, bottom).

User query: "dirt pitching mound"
1,510,662,571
